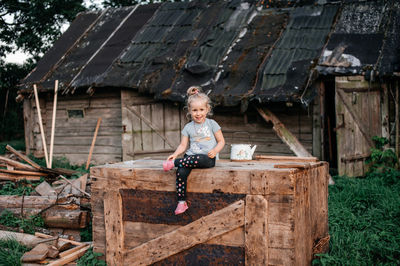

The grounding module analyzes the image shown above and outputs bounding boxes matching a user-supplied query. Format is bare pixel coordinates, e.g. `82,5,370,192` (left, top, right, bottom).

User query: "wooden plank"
151,103,165,150
6,145,42,170
255,155,318,162
21,243,49,262
0,173,41,181
245,195,268,265
104,190,124,266
0,168,48,176
165,103,182,149
256,107,312,157
86,117,102,170
47,244,91,266
121,91,135,161
0,155,36,170
59,243,89,258
123,200,245,265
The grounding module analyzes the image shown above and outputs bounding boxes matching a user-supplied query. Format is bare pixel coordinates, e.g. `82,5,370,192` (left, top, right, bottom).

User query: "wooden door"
335,76,385,176
121,90,185,160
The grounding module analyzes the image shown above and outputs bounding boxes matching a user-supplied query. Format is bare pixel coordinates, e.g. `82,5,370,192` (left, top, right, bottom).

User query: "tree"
0,0,86,60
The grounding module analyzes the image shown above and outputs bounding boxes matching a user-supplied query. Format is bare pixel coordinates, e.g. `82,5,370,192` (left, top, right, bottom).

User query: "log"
0,230,42,248
0,195,66,209
43,209,88,229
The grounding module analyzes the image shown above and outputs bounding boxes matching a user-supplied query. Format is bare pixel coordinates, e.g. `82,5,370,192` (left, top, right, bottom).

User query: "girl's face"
189,99,209,124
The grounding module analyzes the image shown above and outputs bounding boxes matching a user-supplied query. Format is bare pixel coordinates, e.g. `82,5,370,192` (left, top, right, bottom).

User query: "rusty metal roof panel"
22,11,101,86
317,0,393,75
251,4,338,103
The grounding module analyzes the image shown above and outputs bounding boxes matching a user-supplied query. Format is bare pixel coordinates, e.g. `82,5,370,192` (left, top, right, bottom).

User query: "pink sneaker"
174,201,188,215
163,160,174,171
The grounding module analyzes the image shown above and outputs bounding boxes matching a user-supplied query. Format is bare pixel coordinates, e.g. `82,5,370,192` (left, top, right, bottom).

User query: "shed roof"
317,0,400,76
20,0,399,107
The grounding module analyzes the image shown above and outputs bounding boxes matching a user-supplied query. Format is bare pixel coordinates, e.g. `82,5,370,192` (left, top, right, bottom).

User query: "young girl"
163,86,225,215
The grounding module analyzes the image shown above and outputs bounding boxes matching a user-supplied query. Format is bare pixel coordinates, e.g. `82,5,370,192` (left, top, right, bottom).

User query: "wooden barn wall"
121,89,314,161
24,89,122,165
215,104,314,159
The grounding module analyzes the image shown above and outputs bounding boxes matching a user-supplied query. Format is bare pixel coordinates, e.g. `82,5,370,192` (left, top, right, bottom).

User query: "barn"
17,0,400,176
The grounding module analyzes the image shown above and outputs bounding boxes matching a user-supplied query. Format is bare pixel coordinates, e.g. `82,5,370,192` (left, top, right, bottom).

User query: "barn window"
67,109,84,118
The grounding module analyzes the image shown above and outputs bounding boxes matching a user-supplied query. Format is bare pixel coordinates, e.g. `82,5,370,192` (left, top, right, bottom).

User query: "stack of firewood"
0,230,91,265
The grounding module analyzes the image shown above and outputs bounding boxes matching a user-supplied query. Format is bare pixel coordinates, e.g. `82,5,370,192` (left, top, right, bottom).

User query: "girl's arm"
167,135,189,161
208,129,225,158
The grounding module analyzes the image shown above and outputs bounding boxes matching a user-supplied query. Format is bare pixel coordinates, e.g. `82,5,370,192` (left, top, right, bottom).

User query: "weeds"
0,239,29,266
0,210,45,234
77,247,106,266
313,172,400,265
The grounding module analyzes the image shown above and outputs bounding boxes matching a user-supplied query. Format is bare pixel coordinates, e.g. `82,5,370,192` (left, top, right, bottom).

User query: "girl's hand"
208,149,216,158
167,154,176,161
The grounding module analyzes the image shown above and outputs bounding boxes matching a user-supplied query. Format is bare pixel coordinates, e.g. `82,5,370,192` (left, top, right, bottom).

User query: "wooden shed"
90,157,329,265
17,0,400,175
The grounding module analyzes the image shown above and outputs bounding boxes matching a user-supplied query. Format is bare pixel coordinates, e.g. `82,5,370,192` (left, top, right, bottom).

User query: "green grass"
314,170,400,265
0,239,29,266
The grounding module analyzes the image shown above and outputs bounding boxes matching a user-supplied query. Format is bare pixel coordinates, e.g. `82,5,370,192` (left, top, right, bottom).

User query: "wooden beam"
336,89,374,147
0,169,48,176
33,84,50,168
6,145,41,170
86,117,102,170
0,172,41,181
126,105,174,148
104,190,124,266
256,107,312,157
255,155,318,162
245,195,268,265
123,200,245,265
0,155,35,170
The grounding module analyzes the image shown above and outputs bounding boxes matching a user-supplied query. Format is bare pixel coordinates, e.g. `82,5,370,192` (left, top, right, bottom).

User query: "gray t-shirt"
182,118,221,155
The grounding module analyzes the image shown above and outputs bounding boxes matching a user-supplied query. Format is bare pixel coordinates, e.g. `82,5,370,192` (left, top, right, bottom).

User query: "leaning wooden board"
91,157,329,265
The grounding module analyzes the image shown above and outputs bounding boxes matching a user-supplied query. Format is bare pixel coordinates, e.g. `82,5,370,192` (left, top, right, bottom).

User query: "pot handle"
232,131,251,144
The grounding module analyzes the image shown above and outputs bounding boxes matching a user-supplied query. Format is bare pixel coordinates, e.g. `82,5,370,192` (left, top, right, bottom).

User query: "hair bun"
187,86,202,96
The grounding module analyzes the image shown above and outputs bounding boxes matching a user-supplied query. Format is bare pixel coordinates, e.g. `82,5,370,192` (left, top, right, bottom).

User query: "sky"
4,0,103,64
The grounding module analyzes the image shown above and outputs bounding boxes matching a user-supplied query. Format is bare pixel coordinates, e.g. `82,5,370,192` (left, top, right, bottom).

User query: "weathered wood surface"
245,195,268,265
123,200,245,265
91,159,328,265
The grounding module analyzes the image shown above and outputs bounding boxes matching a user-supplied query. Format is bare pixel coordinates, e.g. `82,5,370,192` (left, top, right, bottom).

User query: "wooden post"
33,84,50,168
49,80,58,168
86,117,102,170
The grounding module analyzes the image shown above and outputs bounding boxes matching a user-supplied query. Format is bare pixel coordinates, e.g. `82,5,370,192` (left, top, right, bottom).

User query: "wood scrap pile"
0,145,92,262
0,230,91,265
0,145,76,182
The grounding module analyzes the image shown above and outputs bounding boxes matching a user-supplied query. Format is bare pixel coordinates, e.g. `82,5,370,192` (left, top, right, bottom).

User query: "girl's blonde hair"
185,86,213,119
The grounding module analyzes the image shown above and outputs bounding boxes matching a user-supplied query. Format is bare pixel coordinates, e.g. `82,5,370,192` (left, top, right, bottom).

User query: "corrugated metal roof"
251,4,338,102
317,0,396,75
19,0,399,107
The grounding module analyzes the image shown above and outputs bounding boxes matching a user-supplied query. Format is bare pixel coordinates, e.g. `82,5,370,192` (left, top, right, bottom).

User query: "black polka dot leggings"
174,154,216,201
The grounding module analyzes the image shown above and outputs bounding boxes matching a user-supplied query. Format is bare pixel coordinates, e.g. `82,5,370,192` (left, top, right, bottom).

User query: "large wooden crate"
91,157,329,265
